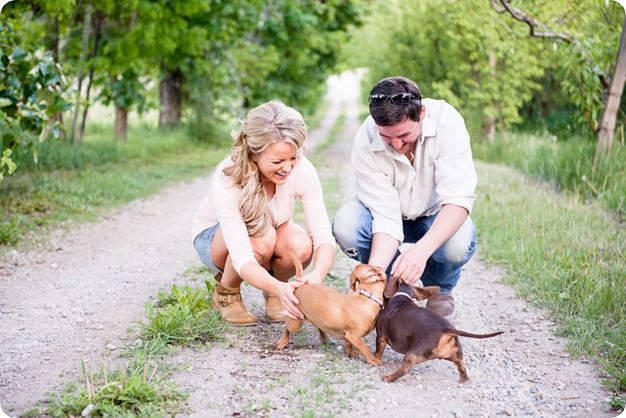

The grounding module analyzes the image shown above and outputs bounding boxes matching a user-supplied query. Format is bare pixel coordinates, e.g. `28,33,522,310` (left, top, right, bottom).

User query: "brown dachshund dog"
276,263,387,366
374,276,504,383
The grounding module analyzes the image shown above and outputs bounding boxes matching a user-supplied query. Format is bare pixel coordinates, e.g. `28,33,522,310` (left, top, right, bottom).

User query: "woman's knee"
277,230,313,261
250,228,278,263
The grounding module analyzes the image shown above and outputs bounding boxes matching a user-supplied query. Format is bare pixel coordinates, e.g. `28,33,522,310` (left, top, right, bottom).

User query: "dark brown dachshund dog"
276,263,387,366
374,276,504,383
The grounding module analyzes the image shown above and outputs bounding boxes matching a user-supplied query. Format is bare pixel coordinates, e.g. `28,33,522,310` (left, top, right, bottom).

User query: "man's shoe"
426,293,455,319
263,291,288,322
212,272,256,326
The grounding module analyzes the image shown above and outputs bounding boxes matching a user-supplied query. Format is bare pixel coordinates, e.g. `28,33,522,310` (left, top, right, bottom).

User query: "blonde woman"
191,100,336,326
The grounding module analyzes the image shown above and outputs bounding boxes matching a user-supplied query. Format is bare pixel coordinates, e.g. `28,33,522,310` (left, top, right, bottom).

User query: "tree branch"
491,0,574,43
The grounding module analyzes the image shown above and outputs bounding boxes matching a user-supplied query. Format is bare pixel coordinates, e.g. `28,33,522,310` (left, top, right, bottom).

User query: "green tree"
491,0,625,165
246,0,365,115
0,22,72,180
345,0,544,139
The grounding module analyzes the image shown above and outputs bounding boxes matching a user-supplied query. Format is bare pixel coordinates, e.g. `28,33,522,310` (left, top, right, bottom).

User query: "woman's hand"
276,281,305,320
301,270,325,285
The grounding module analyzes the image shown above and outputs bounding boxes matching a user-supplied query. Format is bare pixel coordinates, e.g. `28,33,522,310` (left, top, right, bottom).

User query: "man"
333,76,477,318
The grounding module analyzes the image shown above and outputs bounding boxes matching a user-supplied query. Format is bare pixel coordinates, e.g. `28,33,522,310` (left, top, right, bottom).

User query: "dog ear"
383,276,401,299
349,266,360,291
411,285,440,301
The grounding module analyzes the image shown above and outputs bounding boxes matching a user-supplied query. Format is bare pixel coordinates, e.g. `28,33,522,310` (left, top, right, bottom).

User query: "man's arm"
368,232,401,272
390,204,469,284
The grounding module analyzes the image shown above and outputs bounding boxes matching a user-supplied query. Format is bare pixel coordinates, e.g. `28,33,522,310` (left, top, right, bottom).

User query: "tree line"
0,0,364,179
1,0,625,181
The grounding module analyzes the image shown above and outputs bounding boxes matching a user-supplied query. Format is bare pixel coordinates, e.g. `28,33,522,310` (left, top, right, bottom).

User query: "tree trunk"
71,4,93,143
159,68,183,127
79,10,105,142
483,49,498,141
594,15,626,170
115,106,128,140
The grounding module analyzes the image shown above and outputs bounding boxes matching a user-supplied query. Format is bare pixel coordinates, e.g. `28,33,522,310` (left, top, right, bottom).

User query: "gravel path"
0,71,621,418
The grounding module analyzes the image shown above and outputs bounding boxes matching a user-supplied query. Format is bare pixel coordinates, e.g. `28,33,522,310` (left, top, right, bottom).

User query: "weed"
46,360,187,417
140,281,226,346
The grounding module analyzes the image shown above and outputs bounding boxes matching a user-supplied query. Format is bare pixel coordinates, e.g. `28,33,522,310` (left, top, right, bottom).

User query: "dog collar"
392,292,414,302
358,289,384,308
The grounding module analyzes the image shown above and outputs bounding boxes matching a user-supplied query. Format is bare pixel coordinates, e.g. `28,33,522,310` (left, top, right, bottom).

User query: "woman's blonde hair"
223,100,307,237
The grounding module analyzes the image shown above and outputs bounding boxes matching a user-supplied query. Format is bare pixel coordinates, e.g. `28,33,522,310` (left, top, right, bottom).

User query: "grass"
471,128,625,408
472,131,626,219
472,161,626,408
0,122,231,249
45,273,227,417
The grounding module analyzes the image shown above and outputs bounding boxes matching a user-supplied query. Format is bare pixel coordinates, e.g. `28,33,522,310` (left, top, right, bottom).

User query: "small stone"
81,403,95,417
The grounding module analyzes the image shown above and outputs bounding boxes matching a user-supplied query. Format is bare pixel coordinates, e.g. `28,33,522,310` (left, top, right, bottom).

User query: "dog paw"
367,358,383,366
381,375,392,382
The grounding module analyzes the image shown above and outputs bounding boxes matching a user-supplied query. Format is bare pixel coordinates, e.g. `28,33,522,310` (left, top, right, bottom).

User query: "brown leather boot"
212,272,256,326
426,293,456,319
263,291,288,322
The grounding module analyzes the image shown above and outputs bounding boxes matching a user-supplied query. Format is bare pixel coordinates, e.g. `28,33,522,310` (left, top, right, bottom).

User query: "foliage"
46,360,187,418
494,0,624,133
344,0,544,137
0,0,364,152
344,0,624,139
140,280,227,345
245,0,365,115
0,22,72,179
184,0,365,131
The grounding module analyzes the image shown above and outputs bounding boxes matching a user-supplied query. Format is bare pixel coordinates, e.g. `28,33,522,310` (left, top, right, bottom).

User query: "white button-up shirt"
352,98,477,243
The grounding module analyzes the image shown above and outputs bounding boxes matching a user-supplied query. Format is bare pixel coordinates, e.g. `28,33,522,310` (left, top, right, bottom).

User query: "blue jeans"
332,198,476,293
193,224,222,273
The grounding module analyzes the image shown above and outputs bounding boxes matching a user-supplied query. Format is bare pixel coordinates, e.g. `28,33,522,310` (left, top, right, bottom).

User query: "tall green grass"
471,126,625,408
0,123,231,248
472,131,625,219
473,161,626,408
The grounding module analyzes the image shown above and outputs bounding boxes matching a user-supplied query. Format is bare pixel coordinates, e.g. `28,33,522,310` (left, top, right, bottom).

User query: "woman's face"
254,141,298,186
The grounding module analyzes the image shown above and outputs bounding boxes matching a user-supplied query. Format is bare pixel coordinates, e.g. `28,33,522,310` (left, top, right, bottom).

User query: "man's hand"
390,244,429,285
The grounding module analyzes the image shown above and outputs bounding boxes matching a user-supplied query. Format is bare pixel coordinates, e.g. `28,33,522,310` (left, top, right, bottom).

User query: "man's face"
377,117,422,154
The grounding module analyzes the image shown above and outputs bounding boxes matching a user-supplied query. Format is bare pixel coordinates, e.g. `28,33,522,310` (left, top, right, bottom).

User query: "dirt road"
0,71,619,417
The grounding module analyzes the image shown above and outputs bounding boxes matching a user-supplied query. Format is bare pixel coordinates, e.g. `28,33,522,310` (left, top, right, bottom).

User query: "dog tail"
289,253,304,279
448,329,505,339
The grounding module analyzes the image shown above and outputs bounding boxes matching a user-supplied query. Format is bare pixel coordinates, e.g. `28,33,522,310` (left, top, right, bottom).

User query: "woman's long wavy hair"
223,100,307,237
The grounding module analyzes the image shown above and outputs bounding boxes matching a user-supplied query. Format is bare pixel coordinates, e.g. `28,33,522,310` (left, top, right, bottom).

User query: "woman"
191,100,336,326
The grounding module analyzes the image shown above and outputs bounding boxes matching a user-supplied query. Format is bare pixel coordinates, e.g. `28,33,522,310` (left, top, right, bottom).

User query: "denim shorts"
193,224,222,273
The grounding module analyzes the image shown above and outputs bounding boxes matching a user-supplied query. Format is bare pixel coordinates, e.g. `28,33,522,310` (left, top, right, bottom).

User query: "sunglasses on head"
368,93,420,106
